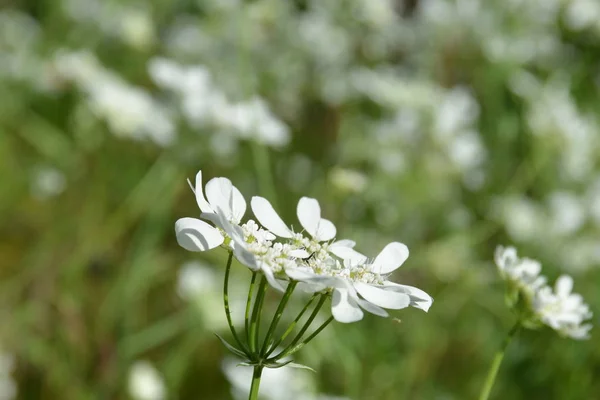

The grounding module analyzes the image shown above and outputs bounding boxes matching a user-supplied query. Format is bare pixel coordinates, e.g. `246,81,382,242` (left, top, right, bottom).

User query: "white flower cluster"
495,246,592,339
52,51,175,146
175,171,432,323
148,58,291,149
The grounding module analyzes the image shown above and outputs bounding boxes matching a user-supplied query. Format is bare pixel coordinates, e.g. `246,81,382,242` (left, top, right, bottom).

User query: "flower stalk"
478,321,521,400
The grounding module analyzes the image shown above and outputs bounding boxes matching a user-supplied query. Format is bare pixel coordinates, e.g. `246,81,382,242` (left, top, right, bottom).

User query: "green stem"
270,294,328,361
251,141,278,208
478,321,521,400
224,251,248,353
248,276,268,354
245,272,258,343
260,281,298,355
264,293,318,358
248,366,263,400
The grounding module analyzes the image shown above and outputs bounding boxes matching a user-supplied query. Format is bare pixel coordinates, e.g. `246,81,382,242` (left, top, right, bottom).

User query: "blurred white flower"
533,275,592,339
128,361,166,400
547,192,585,237
494,246,547,298
149,58,290,148
54,51,174,146
119,10,155,50
565,0,600,31
222,357,349,400
30,167,66,200
0,352,16,400
329,167,368,193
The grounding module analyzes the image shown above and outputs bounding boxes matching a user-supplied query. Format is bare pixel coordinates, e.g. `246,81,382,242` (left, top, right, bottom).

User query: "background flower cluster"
1,0,599,399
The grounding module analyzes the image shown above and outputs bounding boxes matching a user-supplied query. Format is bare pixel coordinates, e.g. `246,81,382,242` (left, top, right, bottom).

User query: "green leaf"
215,333,248,358
286,362,316,373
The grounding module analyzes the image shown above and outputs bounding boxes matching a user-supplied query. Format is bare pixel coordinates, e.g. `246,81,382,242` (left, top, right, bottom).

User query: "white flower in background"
0,351,16,400
494,246,547,298
53,51,174,146
177,260,245,328
533,275,592,339
127,361,165,400
30,166,66,200
148,58,290,148
547,192,585,237
494,246,592,339
222,357,349,400
565,0,600,31
329,167,368,193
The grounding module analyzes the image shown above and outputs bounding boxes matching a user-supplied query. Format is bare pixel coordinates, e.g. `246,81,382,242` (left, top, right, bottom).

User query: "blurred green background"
1,0,599,399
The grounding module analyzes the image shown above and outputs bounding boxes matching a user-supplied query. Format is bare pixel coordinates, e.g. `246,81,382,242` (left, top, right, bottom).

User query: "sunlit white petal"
251,196,293,238
354,282,410,309
371,242,410,274
332,288,363,323
175,217,223,251
297,197,321,237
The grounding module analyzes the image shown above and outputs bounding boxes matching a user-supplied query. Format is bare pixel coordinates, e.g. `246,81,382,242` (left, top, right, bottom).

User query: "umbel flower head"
175,170,432,323
494,246,592,339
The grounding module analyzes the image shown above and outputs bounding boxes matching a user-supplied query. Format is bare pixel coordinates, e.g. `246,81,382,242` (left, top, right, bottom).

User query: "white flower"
128,361,166,400
30,166,66,200
286,242,432,323
533,275,592,340
494,246,547,297
174,170,246,252
222,357,349,400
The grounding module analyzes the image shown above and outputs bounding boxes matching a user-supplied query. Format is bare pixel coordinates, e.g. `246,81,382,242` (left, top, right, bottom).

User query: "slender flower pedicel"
478,245,593,400
174,170,433,400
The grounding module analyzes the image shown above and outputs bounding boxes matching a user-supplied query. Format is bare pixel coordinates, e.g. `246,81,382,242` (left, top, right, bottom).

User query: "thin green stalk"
264,293,319,358
270,294,328,361
248,276,268,353
478,321,521,400
245,272,258,343
224,251,248,353
297,315,334,347
260,281,298,356
251,141,278,208
248,366,263,400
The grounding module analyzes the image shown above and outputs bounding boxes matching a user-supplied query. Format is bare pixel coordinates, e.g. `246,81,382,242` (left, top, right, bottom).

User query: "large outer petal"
354,282,410,310
261,264,286,292
332,288,363,323
297,197,321,237
330,243,367,264
314,219,337,242
205,177,246,223
251,196,293,238
356,299,389,318
370,242,409,274
383,281,433,312
175,218,224,251
192,170,214,213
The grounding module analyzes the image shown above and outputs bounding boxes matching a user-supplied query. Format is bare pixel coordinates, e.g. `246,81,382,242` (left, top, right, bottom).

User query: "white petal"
356,299,389,318
289,249,311,258
371,242,410,274
329,246,367,264
314,218,337,242
332,288,363,323
251,196,293,238
330,239,356,248
233,242,258,270
297,197,321,237
383,281,433,312
285,268,339,287
555,275,573,297
192,170,213,213
354,282,410,310
205,177,247,223
261,264,286,292
175,218,224,251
